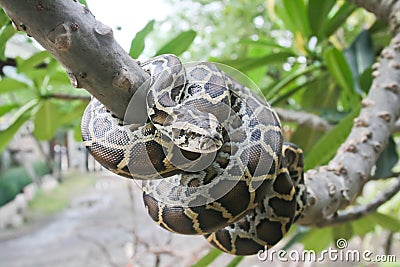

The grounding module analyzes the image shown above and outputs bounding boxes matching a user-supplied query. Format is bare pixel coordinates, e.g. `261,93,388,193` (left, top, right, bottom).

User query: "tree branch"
46,93,90,101
315,176,400,227
274,107,333,132
77,233,119,267
0,0,149,119
298,32,400,225
347,0,400,33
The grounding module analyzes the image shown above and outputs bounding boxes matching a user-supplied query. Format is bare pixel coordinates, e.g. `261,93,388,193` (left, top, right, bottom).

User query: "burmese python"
81,54,307,255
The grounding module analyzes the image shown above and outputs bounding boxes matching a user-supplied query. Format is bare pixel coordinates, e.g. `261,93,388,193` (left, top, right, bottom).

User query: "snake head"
171,113,223,153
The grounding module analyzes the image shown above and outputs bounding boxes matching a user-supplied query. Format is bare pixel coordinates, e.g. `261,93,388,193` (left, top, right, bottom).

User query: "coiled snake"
81,54,307,255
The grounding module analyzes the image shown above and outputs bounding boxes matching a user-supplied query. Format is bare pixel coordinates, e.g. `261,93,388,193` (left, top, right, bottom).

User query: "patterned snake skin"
81,54,307,255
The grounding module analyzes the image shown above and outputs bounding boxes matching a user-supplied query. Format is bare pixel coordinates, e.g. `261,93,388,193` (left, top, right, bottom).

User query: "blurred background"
0,0,399,266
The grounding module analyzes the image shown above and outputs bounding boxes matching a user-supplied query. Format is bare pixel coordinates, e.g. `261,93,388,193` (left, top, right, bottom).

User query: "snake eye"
185,129,193,136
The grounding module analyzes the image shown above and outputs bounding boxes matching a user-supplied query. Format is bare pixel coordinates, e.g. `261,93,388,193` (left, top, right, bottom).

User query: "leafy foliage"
129,20,155,58
191,249,222,267
155,30,197,56
0,8,14,60
0,161,51,206
0,50,90,152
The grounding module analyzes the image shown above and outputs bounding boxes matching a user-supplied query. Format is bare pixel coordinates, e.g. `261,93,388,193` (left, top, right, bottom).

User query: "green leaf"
246,66,267,85
17,50,51,73
239,39,292,50
291,125,324,155
305,104,360,170
0,99,39,152
369,19,389,35
351,216,377,237
370,21,391,51
290,73,339,153
368,213,400,232
374,137,398,178
73,120,83,142
332,223,353,244
47,70,71,87
323,47,356,109
155,30,197,56
270,72,320,106
0,24,15,60
0,8,10,27
59,101,88,126
300,227,332,252
129,20,155,59
265,64,320,100
226,256,243,267
308,0,336,38
346,30,374,75
300,73,339,109
33,100,61,140
191,248,221,267
0,77,31,94
344,30,375,94
358,66,372,93
0,103,18,117
324,47,354,92
282,226,310,250
279,0,310,37
222,52,295,72
0,115,30,153
324,2,357,37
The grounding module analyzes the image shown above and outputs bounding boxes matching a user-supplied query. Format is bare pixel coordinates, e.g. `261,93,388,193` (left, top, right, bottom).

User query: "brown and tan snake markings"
81,54,306,255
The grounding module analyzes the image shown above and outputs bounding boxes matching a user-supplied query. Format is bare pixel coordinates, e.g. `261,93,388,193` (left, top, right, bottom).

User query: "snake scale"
81,54,307,255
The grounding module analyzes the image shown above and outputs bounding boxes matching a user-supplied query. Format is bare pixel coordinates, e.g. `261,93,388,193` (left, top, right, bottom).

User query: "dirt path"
0,173,246,267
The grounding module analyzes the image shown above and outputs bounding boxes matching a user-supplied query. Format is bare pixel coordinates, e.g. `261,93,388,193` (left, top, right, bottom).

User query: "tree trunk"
0,0,149,119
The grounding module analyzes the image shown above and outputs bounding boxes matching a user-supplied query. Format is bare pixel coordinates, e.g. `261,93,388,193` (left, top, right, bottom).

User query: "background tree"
0,0,399,264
